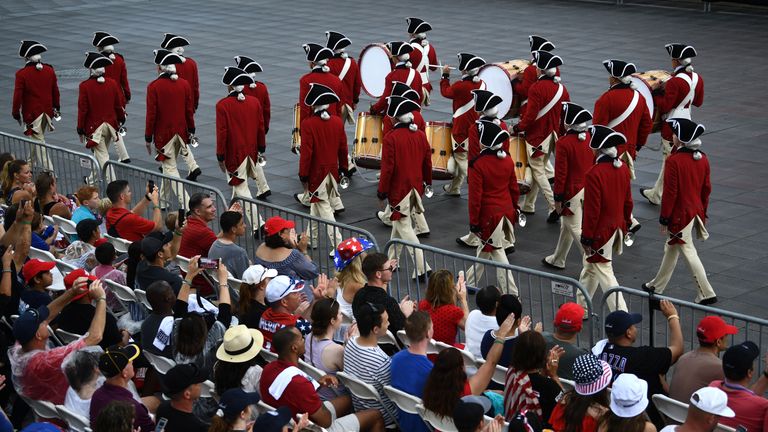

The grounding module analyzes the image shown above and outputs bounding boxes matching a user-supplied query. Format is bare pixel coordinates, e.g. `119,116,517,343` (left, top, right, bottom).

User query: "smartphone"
155,417,168,432
178,209,186,226
86,279,94,288
199,257,219,270
148,180,155,193
19,199,28,208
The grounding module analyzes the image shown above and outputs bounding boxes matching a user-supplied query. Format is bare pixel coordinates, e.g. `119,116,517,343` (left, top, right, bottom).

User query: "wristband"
667,314,679,321
2,269,12,274
219,284,228,288
494,338,505,345
145,194,151,202
182,279,193,286
97,297,107,302
174,230,183,236
19,221,32,225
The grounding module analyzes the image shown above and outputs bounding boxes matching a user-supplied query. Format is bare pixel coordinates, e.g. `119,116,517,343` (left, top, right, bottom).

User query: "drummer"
514,35,560,119
298,43,344,123
377,95,433,281
370,41,423,114
325,31,361,124
464,120,520,295
439,53,487,197
641,43,704,206
406,17,439,106
542,102,595,271
513,50,570,224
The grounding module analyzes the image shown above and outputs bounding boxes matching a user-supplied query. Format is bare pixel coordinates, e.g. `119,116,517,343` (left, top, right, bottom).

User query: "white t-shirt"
659,427,677,432
465,310,499,358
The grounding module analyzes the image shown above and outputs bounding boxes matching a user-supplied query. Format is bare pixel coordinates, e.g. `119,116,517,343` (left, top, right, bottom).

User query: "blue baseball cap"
605,311,642,337
13,306,50,345
253,406,293,432
217,388,261,421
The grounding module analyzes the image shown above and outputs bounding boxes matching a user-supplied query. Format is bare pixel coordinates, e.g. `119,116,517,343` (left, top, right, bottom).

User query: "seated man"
105,179,162,241
8,278,106,404
480,294,528,368
19,258,56,312
156,363,209,432
260,327,385,432
660,387,735,432
62,218,102,270
464,285,500,359
135,230,183,293
259,275,312,351
351,253,414,334
541,302,588,380
208,210,250,279
390,311,434,432
710,341,768,431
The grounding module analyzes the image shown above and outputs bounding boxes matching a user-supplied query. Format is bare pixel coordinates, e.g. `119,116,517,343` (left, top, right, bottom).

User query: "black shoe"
334,208,345,216
416,231,430,238
547,211,560,224
256,190,272,200
505,246,516,255
541,257,564,270
158,166,163,173
548,177,555,186
414,270,432,283
120,158,131,164
639,187,658,206
642,284,662,310
82,176,89,185
641,283,653,293
186,167,202,181
456,237,474,248
697,296,718,306
521,210,535,216
294,193,304,205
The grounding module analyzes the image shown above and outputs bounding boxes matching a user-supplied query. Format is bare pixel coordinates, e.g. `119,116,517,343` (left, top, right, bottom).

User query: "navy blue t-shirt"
480,329,517,368
19,289,51,314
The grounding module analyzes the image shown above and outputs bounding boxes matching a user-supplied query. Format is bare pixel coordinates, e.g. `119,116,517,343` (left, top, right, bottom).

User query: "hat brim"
216,328,264,363
610,396,648,418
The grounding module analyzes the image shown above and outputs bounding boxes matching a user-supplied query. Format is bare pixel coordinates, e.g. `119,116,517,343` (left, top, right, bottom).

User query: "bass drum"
509,135,531,195
359,44,393,98
630,70,671,133
425,121,454,181
477,59,529,119
353,112,384,169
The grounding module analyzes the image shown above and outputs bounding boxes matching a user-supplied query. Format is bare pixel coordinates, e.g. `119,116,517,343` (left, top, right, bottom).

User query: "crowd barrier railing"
383,239,597,347
0,132,103,198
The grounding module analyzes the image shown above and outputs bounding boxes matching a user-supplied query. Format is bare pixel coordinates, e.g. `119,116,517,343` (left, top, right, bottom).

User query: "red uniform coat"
409,40,438,94
513,65,559,118
215,93,265,176
145,75,195,150
581,157,633,263
383,110,425,137
654,68,704,141
175,57,200,111
327,55,362,107
243,82,271,135
659,148,711,239
440,77,485,148
77,77,125,137
552,131,594,216
370,64,424,114
378,124,432,220
298,113,349,198
103,53,131,103
468,152,520,249
593,84,652,159
12,63,60,124
516,77,570,152
468,117,512,161
298,69,344,121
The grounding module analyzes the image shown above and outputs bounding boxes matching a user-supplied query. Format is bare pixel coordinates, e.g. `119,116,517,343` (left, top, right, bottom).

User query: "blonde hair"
425,269,456,308
337,255,367,289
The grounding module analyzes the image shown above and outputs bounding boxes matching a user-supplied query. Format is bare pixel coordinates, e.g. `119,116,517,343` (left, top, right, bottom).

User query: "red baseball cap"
697,316,738,344
63,269,98,301
554,302,585,332
94,237,109,247
264,216,295,237
21,259,56,283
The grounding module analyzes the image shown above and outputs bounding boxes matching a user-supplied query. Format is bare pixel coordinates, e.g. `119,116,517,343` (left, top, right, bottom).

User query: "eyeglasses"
379,265,397,273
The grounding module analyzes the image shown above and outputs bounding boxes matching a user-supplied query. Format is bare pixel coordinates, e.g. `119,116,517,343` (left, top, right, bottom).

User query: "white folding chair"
55,328,82,344
383,385,422,415
143,350,177,375
134,289,153,311
55,258,78,275
260,349,278,363
206,268,242,303
559,378,576,393
20,395,59,421
378,329,399,347
56,404,91,432
200,379,215,398
104,234,132,254
29,246,56,262
416,403,458,432
475,359,508,386
47,325,64,347
174,255,191,273
651,394,689,423
337,372,400,429
396,329,411,347
52,215,78,240
340,309,354,324
298,359,328,383
715,424,737,432
43,215,55,227
103,279,138,312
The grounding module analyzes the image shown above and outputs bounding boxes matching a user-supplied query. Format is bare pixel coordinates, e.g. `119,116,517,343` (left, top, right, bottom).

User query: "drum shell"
358,43,394,98
353,112,384,169
630,70,671,133
477,59,529,120
292,103,301,148
509,135,531,195
425,121,454,181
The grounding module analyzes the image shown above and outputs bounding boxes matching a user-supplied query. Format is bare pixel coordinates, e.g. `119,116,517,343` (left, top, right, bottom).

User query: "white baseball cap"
690,387,735,417
610,374,649,418
241,264,278,285
265,275,305,303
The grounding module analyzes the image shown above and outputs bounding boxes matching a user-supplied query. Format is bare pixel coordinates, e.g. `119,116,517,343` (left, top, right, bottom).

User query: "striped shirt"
342,337,397,427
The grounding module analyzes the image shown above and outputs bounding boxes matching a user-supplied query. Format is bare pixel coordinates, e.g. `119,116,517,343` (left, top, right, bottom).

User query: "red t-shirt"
418,300,464,345
106,207,155,242
259,308,299,351
178,216,217,294
710,380,768,432
260,359,322,418
549,402,599,432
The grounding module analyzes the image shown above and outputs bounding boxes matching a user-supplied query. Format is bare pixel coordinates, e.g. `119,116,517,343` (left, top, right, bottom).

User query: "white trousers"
445,150,468,195
465,217,518,295
158,136,191,208
230,157,265,228
644,138,673,205
389,191,431,277
522,136,556,213
577,231,627,312
26,114,54,171
544,190,584,268
177,138,200,174
378,204,429,234
308,175,344,248
89,123,119,183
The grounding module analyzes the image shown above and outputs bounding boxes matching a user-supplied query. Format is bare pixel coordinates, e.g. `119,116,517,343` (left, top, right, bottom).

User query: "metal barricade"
601,287,768,374
383,239,596,347
0,132,102,197
234,196,379,276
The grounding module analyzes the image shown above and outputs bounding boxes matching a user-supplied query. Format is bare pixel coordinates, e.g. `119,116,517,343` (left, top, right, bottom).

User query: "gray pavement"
1,0,767,319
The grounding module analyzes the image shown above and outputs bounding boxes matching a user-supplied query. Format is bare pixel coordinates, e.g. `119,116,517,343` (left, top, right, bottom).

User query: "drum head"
630,76,654,118
478,65,514,118
359,44,392,98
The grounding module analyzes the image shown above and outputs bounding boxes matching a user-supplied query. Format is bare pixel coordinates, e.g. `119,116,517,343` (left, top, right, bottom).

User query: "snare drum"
630,70,671,133
353,112,384,169
477,59,530,119
359,44,394,98
292,103,301,151
509,135,531,195
425,121,453,181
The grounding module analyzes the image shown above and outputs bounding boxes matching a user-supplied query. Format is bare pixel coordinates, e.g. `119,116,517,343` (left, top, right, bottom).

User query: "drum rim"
477,63,516,117
358,43,393,98
425,120,452,127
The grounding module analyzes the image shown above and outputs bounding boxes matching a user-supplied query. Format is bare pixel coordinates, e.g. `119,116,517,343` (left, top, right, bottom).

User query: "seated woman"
418,269,469,346
253,216,318,296
1,159,34,204
596,374,656,432
549,354,612,432
63,349,104,420
237,264,276,329
304,297,347,400
34,171,72,218
214,325,264,395
333,237,374,320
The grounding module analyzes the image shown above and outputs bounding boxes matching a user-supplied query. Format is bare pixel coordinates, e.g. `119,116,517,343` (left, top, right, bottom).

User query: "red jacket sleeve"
298,119,313,182
553,140,569,201
338,126,349,173
215,102,227,161
52,70,60,110
701,157,711,219
654,78,682,114
593,93,610,126
378,134,395,197
422,136,432,186
623,168,633,228
352,61,362,105
190,61,200,110
299,77,310,121
255,102,266,154
12,71,24,119
468,164,482,229
77,83,87,133
516,84,540,133
517,68,536,100
262,85,271,134
428,46,438,72
581,172,601,244
636,98,652,149
660,157,678,224
509,165,520,211
440,78,454,99
693,76,704,107
120,59,131,102
185,83,195,132
371,76,393,114
145,84,156,141
113,83,125,124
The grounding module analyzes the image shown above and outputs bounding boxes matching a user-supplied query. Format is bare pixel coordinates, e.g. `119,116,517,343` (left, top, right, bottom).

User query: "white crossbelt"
607,90,640,129
338,57,352,81
667,72,699,120
453,82,486,119
535,83,564,120
405,68,416,87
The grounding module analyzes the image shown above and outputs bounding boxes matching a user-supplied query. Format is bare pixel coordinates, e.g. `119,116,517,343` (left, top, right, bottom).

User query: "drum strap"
535,84,563,120
338,58,352,81
607,90,639,129
406,68,416,87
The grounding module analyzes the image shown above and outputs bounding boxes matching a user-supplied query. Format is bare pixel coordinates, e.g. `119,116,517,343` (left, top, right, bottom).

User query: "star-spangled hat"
666,118,705,144
92,31,119,48
478,121,509,150
153,49,183,66
665,43,697,60
529,35,555,53
303,43,333,63
304,83,339,106
386,95,420,118
562,102,592,125
589,125,626,150
84,52,113,69
406,17,432,34
472,89,503,112
325,31,351,51
533,50,563,70
603,59,637,78
160,33,190,49
391,81,420,102
234,55,263,73
222,67,254,87
334,237,375,271
19,40,46,58
572,354,613,395
387,41,413,57
457,53,486,72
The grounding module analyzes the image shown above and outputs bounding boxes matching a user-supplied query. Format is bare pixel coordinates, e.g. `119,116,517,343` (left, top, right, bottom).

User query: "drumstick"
429,64,456,70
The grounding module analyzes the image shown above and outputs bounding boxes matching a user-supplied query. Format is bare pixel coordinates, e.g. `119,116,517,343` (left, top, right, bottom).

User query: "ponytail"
2,160,27,199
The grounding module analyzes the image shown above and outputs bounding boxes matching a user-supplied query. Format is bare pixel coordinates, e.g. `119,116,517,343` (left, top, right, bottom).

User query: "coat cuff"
77,128,85,136
553,193,564,202
659,216,670,226
580,236,593,246
377,191,387,200
470,224,481,233
299,175,309,183
187,128,195,135
258,146,266,154
216,154,225,162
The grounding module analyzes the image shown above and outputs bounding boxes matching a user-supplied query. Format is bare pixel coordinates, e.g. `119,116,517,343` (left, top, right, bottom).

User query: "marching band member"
159,33,202,181
235,55,272,199
541,102,594,270
77,52,125,183
12,40,58,170
378,95,432,280
594,59,652,235
298,43,344,123
406,17,439,105
465,121,520,295
579,125,631,312
513,35,559,118
215,67,267,228
145,49,194,207
370,41,423,114
643,119,716,305
92,31,131,163
325,31,362,124
641,43,704,206
299,83,349,248
513,50,570,224
440,53,486,196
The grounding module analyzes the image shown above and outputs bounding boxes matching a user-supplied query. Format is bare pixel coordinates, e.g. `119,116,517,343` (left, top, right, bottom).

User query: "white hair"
314,104,331,120
483,106,499,118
